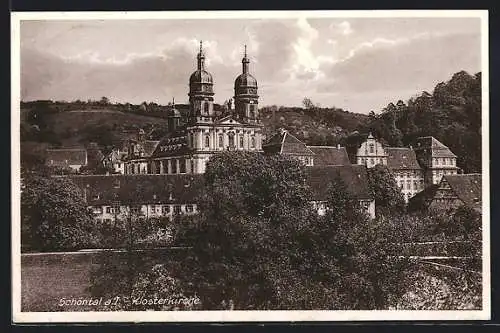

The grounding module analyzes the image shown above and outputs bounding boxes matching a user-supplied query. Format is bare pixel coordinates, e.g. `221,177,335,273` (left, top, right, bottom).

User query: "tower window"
171,160,178,174
219,134,224,148
205,135,210,148
249,104,256,118
179,159,186,173
250,136,255,148
369,144,374,154
203,102,209,115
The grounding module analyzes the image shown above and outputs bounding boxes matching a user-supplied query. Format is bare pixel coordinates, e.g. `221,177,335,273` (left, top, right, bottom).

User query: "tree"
367,164,406,217
99,96,110,105
179,152,408,309
302,97,315,109
21,174,95,251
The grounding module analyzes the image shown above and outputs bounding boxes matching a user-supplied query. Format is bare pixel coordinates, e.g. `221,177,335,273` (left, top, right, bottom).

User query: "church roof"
263,130,314,156
234,73,257,88
65,174,204,205
143,141,161,157
46,148,87,167
189,70,213,85
306,165,372,201
414,136,456,157
442,173,482,211
151,130,190,158
385,147,421,170
307,146,351,166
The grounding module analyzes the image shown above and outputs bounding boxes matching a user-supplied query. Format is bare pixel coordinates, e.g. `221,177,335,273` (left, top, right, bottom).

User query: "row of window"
396,171,422,178
204,134,256,149
360,157,386,166
97,204,194,215
298,156,313,166
398,179,424,191
432,169,456,177
433,157,455,166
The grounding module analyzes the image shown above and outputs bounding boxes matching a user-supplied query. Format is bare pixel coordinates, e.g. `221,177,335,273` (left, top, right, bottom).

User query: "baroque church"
124,42,263,175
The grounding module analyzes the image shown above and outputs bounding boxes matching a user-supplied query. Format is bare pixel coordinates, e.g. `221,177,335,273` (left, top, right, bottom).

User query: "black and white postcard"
11,10,490,322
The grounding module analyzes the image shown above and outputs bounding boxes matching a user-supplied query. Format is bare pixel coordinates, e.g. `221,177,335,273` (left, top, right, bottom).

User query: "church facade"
124,43,263,175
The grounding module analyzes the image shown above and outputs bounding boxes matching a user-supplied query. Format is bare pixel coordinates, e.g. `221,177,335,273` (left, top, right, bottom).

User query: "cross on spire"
172,97,175,106
200,40,203,53
244,44,247,57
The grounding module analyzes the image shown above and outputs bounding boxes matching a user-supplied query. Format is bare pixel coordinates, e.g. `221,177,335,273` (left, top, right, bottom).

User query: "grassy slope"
45,109,169,146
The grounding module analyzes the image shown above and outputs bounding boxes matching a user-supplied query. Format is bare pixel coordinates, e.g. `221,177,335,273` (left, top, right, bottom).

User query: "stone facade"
355,134,458,202
124,42,263,175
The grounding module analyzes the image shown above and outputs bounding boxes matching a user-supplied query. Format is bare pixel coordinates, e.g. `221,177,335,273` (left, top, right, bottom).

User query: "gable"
214,116,245,126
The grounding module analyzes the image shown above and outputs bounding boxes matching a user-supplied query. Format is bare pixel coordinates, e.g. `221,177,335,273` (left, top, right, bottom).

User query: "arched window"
179,159,186,173
250,136,255,148
228,132,235,147
204,135,210,148
219,134,224,148
171,160,178,174
249,105,255,118
203,102,210,115
369,144,374,154
239,135,244,148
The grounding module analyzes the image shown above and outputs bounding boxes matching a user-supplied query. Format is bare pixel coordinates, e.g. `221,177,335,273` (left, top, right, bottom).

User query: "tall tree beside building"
179,152,408,310
367,164,406,217
21,174,95,251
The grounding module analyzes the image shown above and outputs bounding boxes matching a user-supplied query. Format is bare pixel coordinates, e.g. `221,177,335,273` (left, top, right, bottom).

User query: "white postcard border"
11,9,491,323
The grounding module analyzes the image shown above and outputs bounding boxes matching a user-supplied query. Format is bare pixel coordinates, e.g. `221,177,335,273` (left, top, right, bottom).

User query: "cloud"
318,32,481,95
19,18,482,112
329,21,354,36
247,20,298,82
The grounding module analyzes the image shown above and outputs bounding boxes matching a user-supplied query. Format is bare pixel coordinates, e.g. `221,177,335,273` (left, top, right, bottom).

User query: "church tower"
234,45,259,124
188,41,215,124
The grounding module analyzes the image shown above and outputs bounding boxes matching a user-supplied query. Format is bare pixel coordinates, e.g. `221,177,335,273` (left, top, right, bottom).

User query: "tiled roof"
151,128,190,158
263,130,314,156
307,146,351,166
143,140,160,156
65,174,204,205
407,184,439,212
415,136,456,157
443,173,482,211
306,165,372,201
46,148,87,167
385,148,421,170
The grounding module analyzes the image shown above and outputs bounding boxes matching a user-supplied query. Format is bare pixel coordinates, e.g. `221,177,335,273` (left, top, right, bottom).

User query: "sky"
19,15,482,114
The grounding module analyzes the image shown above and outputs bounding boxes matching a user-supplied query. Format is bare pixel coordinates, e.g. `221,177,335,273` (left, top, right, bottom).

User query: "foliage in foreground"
180,152,409,310
21,173,95,251
395,263,482,310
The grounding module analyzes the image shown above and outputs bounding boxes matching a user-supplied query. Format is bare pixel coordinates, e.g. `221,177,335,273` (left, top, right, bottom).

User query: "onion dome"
189,41,213,85
234,45,257,89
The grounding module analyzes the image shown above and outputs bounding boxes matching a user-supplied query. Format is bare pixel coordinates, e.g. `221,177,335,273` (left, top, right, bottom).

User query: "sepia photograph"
11,10,490,322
